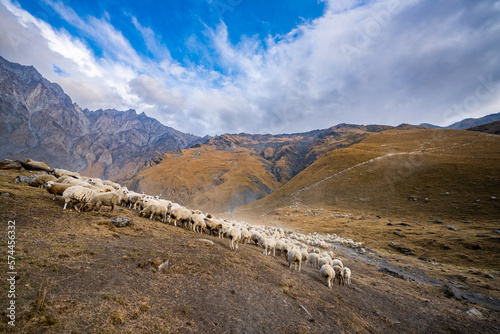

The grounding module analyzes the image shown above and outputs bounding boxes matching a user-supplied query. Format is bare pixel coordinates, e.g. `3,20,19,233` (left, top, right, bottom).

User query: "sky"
0,0,499,136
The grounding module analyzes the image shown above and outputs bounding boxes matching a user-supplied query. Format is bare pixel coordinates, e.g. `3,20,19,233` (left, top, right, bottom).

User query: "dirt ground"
0,170,499,333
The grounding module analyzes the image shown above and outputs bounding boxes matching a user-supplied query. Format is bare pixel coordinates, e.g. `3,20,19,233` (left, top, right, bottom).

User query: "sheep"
282,243,294,260
260,237,276,256
317,257,329,269
226,226,242,250
332,259,344,268
307,253,320,267
320,264,335,288
43,181,72,200
102,180,121,190
205,218,223,237
342,267,351,285
250,231,262,245
29,174,57,188
220,222,232,238
240,227,251,244
83,192,121,212
53,168,80,179
275,239,284,256
62,186,97,211
139,204,168,223
287,248,302,272
24,158,50,170
127,191,143,210
118,188,130,206
301,249,309,262
168,204,191,227
190,213,207,233
332,265,344,285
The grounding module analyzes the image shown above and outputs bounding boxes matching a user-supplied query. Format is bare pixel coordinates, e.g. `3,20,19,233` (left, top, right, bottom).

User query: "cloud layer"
1,0,499,135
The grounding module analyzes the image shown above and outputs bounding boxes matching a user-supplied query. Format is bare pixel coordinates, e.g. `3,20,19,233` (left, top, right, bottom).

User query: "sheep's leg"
110,204,115,213
63,201,68,210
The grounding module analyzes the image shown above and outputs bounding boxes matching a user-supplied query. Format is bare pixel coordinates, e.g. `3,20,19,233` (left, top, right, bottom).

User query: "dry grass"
0,166,499,333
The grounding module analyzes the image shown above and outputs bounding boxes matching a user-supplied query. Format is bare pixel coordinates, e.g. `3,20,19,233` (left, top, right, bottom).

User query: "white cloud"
1,0,499,136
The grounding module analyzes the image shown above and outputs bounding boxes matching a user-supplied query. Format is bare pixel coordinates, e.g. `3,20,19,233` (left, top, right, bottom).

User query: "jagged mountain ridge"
0,56,199,179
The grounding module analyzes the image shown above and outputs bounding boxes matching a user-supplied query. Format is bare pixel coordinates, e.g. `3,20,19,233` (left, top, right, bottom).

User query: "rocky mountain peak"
0,56,200,180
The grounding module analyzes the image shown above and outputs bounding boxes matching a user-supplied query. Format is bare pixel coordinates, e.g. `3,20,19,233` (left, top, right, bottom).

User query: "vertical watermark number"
7,220,16,327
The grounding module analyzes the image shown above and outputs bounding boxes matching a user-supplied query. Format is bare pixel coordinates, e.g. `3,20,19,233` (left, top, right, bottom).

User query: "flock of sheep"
22,159,356,288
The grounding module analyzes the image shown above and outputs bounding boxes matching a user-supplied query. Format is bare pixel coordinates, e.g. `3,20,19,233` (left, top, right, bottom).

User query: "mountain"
236,128,500,221
420,112,500,130
120,124,395,212
466,120,500,135
0,56,199,179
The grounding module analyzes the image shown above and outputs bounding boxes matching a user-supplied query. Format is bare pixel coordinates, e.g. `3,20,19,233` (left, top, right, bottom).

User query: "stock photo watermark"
6,219,17,327
340,0,402,64
211,0,243,18
443,74,500,125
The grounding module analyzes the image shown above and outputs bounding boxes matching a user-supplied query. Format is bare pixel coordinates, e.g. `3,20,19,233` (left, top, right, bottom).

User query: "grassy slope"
236,129,500,270
0,170,498,333
121,145,281,213
119,125,392,214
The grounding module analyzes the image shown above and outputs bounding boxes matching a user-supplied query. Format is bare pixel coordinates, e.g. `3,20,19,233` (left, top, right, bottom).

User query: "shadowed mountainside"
0,56,199,180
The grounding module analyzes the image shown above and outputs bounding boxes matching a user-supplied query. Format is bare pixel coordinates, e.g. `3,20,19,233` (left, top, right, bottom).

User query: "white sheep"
342,267,351,285
301,249,309,262
260,237,276,256
205,217,223,237
139,204,168,223
320,264,335,288
332,265,344,285
24,158,50,170
332,259,344,268
43,181,72,200
288,248,302,272
190,213,207,233
167,204,191,227
29,174,57,188
127,191,143,210
226,226,242,250
102,180,121,190
83,192,121,212
307,253,320,267
62,186,97,211
240,227,251,244
53,168,81,179
250,231,262,245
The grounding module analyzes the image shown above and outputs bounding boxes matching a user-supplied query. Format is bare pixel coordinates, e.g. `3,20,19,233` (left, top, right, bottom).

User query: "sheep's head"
43,181,54,189
82,203,94,212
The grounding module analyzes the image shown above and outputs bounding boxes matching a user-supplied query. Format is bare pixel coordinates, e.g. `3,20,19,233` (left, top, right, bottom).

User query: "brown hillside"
120,124,393,213
234,129,500,272
1,170,498,333
467,120,500,135
238,128,500,221
120,145,281,213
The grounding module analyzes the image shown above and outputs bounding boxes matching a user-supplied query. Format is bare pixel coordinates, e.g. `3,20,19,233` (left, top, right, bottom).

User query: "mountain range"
0,56,199,180
1,55,499,215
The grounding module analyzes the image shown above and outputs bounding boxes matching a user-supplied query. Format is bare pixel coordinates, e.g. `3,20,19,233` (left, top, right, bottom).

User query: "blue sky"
1,0,499,135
